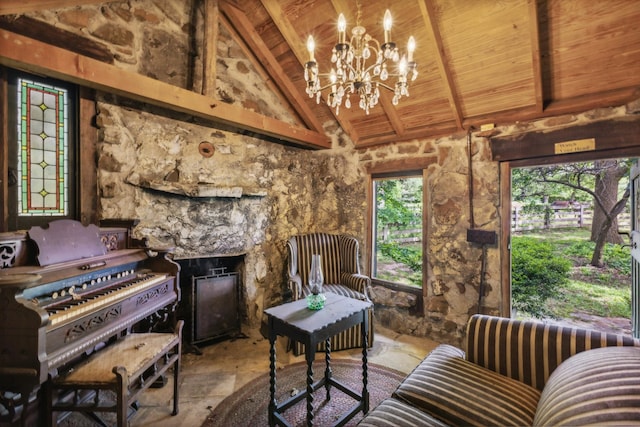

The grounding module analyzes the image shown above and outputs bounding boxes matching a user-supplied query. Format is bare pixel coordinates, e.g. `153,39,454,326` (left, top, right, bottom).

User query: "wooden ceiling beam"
461,86,640,130
219,1,326,134
260,0,362,143
356,122,462,148
490,116,640,162
201,0,218,97
528,0,544,113
217,12,320,134
379,92,407,137
0,0,104,15
0,29,330,149
420,0,464,131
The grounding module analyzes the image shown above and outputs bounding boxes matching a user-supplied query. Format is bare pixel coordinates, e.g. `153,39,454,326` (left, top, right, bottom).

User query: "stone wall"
16,1,638,346
25,1,367,328
95,95,365,326
359,103,636,347
360,132,501,346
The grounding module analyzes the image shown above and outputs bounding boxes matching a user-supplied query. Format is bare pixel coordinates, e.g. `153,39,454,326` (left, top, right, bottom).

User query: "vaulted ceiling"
222,0,640,147
2,0,640,149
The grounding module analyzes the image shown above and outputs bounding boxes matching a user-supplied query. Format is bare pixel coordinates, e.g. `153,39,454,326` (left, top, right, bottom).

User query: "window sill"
371,278,424,316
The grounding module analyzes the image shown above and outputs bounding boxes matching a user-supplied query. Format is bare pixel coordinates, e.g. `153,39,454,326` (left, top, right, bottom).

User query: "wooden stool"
47,321,183,427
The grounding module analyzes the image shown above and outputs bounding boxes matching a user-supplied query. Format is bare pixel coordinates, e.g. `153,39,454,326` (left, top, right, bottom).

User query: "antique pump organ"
0,219,180,425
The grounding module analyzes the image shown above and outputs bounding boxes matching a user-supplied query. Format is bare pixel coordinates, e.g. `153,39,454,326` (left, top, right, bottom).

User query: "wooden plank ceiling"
223,0,640,147
2,0,639,149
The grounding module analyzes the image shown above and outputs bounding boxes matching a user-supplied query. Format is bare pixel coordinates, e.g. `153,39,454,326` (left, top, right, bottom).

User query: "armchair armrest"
340,272,371,298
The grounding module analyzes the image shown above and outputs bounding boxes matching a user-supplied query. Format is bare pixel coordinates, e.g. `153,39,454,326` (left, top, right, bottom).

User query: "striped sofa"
359,314,640,426
286,233,373,355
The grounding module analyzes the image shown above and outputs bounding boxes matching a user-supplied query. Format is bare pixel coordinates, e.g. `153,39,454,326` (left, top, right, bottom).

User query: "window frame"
7,69,78,229
1,66,97,232
366,160,432,316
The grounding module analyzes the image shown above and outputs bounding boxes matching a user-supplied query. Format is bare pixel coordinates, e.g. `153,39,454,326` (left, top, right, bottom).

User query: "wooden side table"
264,293,372,427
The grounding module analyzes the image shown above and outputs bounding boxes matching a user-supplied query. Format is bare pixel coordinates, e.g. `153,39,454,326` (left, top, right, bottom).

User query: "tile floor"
127,325,439,426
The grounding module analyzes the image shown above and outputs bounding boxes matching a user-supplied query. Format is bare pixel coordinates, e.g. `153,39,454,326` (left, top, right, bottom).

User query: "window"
6,70,77,230
371,173,424,288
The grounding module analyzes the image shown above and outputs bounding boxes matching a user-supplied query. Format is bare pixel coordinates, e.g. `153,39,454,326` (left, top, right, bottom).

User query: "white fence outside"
512,204,631,232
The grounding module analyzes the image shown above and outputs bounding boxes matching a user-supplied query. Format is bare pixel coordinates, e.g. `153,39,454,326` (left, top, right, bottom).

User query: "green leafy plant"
378,242,421,272
377,242,422,286
511,236,572,318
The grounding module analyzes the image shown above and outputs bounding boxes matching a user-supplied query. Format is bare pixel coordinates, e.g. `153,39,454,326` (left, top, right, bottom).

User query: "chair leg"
45,381,55,427
172,354,180,416
113,367,128,427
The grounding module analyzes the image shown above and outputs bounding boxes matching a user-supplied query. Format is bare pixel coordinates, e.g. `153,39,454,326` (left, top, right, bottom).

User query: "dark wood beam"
78,88,98,225
201,0,218,97
0,68,8,231
460,86,640,130
0,0,103,15
0,15,113,63
490,115,640,161
0,29,331,149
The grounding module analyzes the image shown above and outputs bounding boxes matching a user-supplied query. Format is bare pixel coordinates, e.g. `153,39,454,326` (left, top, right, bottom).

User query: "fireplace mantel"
127,176,267,198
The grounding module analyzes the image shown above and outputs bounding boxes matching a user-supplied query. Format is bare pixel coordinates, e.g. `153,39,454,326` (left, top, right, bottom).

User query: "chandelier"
303,1,418,115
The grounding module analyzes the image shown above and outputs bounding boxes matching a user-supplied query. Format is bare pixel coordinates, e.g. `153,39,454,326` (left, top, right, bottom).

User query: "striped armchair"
286,233,374,354
359,314,640,426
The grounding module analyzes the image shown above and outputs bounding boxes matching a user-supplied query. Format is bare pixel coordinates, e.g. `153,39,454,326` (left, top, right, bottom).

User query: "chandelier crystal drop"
303,2,418,115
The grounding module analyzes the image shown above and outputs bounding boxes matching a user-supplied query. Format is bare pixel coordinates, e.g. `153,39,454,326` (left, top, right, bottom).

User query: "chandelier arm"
315,80,396,93
372,82,396,92
361,59,386,77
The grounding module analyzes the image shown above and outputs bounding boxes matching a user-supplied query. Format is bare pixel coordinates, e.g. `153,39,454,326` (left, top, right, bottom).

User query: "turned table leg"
268,321,277,427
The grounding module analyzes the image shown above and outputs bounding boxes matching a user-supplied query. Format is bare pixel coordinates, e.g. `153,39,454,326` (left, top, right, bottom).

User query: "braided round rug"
202,358,405,427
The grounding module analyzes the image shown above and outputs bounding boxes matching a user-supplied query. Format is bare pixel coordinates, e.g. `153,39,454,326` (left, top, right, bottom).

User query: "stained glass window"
16,78,69,217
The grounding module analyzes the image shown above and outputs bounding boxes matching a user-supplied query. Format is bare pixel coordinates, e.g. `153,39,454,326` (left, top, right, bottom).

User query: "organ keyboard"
0,220,180,426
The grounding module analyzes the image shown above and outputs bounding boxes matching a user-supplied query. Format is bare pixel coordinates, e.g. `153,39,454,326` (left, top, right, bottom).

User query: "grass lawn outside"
513,228,632,335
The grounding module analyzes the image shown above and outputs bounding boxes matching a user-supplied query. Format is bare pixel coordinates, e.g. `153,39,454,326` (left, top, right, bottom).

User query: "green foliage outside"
511,236,572,318
375,178,422,227
512,228,631,320
377,242,422,287
374,177,423,287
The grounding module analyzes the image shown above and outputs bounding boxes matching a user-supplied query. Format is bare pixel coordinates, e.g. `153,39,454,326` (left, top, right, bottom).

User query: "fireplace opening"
176,255,245,353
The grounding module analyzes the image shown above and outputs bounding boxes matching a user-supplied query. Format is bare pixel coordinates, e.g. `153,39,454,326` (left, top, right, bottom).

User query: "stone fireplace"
95,96,366,332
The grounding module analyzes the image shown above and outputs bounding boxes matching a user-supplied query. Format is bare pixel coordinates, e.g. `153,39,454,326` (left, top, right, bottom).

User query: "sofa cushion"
534,346,640,426
358,398,450,427
394,344,541,427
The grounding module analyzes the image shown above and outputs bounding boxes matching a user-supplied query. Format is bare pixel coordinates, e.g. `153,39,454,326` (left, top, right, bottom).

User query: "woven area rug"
202,359,405,427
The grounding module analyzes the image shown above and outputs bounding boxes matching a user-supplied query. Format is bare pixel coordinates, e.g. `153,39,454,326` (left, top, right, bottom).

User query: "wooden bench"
46,320,183,426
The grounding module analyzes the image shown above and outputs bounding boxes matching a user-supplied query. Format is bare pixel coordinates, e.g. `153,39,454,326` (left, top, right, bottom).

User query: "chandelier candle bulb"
383,10,392,43
407,36,416,62
338,14,347,44
307,36,315,61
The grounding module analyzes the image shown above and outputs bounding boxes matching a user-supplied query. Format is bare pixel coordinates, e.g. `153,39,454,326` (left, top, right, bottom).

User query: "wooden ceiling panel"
350,112,397,141
435,0,535,117
545,0,640,100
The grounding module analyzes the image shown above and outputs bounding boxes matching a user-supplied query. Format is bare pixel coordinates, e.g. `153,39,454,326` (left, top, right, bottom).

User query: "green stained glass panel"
16,78,68,216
